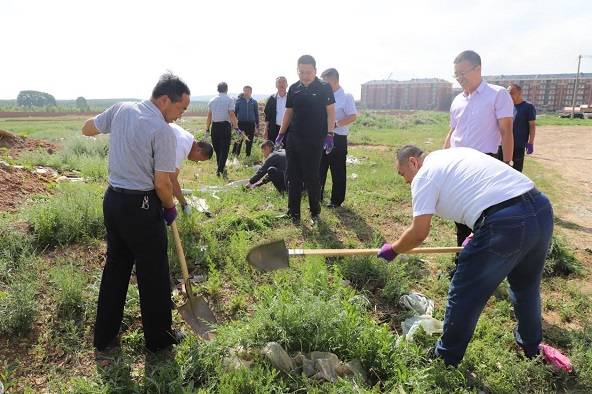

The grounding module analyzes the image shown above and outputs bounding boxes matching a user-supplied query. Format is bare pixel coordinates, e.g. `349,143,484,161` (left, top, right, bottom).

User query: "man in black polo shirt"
508,83,536,172
274,55,336,224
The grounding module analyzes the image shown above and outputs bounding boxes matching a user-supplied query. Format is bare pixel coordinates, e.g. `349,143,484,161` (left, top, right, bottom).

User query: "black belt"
212,121,230,124
476,188,538,226
108,185,155,195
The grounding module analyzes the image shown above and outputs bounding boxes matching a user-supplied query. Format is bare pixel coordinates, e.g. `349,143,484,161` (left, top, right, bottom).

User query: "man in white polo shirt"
169,123,213,214
320,68,357,208
377,145,553,366
443,50,515,261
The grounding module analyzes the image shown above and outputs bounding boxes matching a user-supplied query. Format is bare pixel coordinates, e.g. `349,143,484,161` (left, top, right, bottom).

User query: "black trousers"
286,134,323,219
233,121,256,157
211,121,231,174
267,123,280,144
94,188,174,352
320,134,347,206
513,148,526,172
267,166,286,193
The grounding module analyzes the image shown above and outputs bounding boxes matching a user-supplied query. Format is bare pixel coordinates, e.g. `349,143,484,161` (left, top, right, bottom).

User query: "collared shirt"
333,87,357,136
275,93,287,126
286,77,335,142
170,123,195,170
235,96,259,125
94,100,176,191
449,80,514,153
411,147,534,229
208,93,235,122
513,101,536,149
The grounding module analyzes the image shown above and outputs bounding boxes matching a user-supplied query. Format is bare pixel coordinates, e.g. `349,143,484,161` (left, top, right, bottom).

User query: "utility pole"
571,55,582,118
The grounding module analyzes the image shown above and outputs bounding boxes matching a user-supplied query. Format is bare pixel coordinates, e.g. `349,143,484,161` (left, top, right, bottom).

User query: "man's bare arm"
391,215,433,253
528,120,536,144
169,170,186,207
155,170,175,209
326,104,336,134
337,114,357,127
443,128,454,149
206,110,212,131
278,108,293,135
498,117,514,161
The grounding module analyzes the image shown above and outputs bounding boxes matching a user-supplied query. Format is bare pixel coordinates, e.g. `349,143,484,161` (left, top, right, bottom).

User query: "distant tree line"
16,90,56,107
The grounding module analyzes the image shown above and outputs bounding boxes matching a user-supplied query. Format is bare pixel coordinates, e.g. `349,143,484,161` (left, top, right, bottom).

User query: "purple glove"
377,243,398,261
462,233,474,247
324,133,334,154
525,143,534,155
274,133,284,150
163,206,177,226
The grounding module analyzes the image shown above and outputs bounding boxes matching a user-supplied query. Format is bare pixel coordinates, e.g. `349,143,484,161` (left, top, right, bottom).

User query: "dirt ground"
532,125,592,292
0,162,53,212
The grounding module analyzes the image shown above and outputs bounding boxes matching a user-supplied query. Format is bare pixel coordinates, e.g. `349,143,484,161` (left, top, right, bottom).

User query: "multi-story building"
361,78,452,111
483,73,592,112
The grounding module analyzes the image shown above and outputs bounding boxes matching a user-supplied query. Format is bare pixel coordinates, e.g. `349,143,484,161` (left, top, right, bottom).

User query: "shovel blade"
178,295,217,340
246,240,290,272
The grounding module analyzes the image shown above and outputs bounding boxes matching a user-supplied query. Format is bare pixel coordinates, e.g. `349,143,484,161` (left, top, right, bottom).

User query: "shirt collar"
144,100,165,120
462,80,486,98
297,77,320,89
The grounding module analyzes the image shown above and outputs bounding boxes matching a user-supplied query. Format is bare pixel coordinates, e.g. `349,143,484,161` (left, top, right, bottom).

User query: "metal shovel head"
247,239,289,272
178,293,217,341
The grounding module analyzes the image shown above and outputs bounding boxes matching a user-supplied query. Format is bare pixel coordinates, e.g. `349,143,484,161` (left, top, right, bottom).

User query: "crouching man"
246,140,286,193
378,145,553,366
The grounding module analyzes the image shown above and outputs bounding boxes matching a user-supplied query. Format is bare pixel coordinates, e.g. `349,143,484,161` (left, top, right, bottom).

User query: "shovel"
170,221,216,340
246,240,463,272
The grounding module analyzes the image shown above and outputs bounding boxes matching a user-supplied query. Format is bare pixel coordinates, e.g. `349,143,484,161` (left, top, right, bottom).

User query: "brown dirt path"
532,125,592,292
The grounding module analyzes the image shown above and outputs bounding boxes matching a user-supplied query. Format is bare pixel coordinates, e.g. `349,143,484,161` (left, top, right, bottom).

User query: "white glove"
182,204,192,216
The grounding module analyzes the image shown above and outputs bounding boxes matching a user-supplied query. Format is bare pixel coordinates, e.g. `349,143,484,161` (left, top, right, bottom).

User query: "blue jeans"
436,189,553,365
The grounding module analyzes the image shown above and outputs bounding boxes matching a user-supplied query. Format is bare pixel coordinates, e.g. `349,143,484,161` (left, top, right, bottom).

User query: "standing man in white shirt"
443,50,515,258
263,76,288,144
378,145,553,366
168,123,213,213
320,68,357,208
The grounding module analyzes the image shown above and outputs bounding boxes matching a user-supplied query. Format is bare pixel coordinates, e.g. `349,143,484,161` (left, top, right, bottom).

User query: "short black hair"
217,82,228,93
454,50,481,66
243,85,252,91
297,55,316,69
395,145,424,163
321,68,339,81
151,73,190,103
196,140,213,159
260,140,275,150
509,82,522,92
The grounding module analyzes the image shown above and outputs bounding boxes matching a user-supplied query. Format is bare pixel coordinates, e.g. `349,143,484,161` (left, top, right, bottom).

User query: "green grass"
0,112,591,392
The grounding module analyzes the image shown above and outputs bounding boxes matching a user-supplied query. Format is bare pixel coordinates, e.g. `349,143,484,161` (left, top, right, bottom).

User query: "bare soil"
0,162,53,212
0,129,56,157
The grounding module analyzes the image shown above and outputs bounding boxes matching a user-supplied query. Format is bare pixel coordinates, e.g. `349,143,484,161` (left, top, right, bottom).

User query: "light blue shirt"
208,93,235,122
333,87,357,136
94,100,176,191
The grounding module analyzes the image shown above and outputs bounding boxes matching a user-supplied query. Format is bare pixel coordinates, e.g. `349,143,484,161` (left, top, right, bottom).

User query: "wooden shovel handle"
171,221,192,289
290,246,462,257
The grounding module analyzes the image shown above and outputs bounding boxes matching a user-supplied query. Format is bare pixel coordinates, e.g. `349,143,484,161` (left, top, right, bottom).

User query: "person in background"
319,68,357,208
507,83,536,172
443,50,515,265
264,76,288,144
206,82,238,178
233,85,259,157
274,55,336,225
246,140,286,193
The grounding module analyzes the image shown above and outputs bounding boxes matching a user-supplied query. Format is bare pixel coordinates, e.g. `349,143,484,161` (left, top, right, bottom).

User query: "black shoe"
287,212,300,224
170,330,186,345
326,202,341,209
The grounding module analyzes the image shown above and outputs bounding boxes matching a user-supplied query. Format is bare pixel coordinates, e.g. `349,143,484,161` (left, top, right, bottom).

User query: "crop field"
0,112,591,393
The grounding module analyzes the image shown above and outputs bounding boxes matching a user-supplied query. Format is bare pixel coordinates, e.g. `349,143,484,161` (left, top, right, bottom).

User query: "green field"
0,113,590,393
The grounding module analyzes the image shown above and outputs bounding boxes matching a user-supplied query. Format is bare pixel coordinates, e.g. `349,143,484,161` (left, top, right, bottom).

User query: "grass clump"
0,279,37,336
49,261,87,320
544,235,582,277
0,219,35,284
26,183,105,247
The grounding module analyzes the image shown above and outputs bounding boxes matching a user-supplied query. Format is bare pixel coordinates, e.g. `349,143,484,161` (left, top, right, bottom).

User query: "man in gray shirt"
206,82,238,178
82,73,189,354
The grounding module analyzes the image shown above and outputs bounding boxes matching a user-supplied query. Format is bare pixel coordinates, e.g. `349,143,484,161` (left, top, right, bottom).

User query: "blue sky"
1,0,591,100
